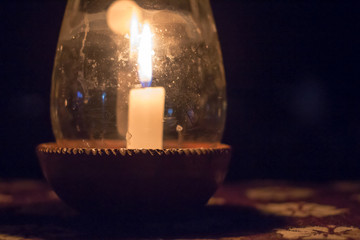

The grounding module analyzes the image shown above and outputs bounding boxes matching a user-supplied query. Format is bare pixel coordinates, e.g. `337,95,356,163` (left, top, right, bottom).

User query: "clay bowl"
36,142,231,215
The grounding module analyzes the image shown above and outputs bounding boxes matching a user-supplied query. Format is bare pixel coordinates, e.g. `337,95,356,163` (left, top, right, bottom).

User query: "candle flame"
129,13,139,56
138,23,153,87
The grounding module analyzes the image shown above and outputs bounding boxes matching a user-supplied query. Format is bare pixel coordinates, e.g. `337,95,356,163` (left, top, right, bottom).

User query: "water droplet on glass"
82,139,90,147
176,125,183,132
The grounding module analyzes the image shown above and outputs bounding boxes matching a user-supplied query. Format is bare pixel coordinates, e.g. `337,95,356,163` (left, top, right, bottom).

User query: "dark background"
1,1,359,181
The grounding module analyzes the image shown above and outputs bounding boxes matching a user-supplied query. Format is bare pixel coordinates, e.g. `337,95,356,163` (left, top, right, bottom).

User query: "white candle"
127,87,165,149
127,23,165,149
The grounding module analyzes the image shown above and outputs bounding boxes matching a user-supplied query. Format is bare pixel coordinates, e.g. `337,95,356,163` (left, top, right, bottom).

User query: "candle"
127,87,165,149
127,23,165,149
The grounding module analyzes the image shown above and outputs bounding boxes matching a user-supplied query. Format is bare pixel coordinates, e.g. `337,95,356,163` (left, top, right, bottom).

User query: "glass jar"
51,0,226,149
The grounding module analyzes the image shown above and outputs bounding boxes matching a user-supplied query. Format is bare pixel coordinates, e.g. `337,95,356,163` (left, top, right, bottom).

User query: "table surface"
0,179,360,240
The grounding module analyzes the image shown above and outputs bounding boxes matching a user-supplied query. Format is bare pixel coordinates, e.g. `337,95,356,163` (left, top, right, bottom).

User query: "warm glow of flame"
106,0,140,35
138,23,153,87
129,13,139,55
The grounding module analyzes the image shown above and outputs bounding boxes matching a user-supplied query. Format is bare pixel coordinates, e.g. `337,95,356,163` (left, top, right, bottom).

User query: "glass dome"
51,0,227,149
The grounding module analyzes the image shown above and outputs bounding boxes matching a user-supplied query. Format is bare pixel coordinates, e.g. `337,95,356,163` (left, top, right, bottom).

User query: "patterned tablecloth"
0,179,359,240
